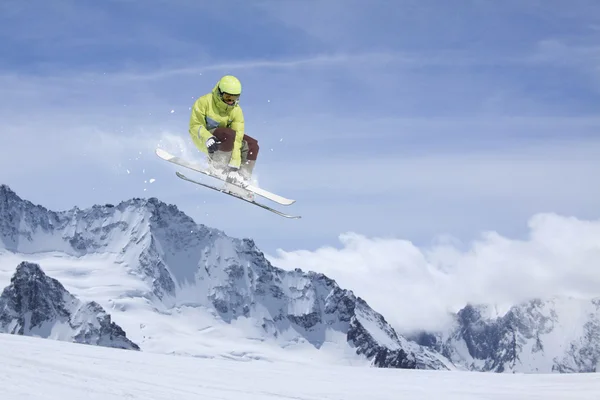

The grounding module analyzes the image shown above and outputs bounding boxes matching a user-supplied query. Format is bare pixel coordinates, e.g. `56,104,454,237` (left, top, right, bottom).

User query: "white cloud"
0,47,576,86
105,53,393,82
267,213,600,334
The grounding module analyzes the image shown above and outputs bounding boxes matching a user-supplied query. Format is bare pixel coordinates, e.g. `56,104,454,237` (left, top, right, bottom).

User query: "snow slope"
2,333,600,400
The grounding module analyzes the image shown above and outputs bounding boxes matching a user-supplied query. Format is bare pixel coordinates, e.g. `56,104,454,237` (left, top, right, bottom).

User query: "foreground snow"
2,333,600,400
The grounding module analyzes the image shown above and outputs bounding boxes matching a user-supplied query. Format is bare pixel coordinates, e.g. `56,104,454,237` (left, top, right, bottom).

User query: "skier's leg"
240,134,259,180
208,127,236,170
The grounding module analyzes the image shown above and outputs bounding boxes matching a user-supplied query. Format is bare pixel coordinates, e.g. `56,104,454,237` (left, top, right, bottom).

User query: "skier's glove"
205,136,220,153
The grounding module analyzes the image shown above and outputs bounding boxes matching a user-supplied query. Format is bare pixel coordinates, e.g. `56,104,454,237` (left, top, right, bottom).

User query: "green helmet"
217,75,242,95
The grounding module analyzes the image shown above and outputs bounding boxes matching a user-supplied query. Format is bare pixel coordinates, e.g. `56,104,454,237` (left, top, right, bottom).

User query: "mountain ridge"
0,183,452,370
410,296,600,373
4,183,598,373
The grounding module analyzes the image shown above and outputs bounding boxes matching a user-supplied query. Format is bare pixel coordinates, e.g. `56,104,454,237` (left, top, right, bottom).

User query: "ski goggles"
220,92,240,105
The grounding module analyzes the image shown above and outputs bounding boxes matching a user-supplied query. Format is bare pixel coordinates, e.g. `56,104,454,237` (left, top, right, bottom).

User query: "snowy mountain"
6,183,597,373
411,297,600,373
0,184,451,370
0,260,139,350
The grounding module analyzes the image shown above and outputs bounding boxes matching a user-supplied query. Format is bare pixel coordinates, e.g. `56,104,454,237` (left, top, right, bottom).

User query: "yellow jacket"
188,82,245,168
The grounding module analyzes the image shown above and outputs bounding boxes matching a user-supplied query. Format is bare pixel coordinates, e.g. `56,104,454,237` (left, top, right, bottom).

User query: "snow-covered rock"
411,297,600,373
0,260,139,350
0,184,450,369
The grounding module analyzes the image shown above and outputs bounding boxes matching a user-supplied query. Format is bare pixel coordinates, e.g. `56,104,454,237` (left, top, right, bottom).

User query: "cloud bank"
268,213,600,334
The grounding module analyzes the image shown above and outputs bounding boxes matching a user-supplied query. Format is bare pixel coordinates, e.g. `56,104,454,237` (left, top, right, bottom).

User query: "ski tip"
155,147,172,159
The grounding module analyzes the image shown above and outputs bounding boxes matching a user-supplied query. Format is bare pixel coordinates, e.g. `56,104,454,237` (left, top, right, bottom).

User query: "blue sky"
1,0,600,259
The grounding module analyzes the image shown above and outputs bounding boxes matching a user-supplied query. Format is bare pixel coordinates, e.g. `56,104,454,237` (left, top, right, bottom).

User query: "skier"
188,75,260,184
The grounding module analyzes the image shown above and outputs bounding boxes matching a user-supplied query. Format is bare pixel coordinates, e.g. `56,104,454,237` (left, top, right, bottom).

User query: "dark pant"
212,127,259,161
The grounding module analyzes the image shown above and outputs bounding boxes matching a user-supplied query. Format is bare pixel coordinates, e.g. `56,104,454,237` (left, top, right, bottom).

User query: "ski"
155,148,295,206
175,171,301,219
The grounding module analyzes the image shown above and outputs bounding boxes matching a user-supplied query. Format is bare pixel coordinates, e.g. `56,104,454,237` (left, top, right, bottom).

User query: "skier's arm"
228,107,245,169
189,98,212,151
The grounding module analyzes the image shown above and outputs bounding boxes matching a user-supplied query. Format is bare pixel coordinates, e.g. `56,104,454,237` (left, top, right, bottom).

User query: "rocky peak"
0,184,21,201
413,297,600,373
1,261,72,327
0,184,13,196
0,261,140,350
